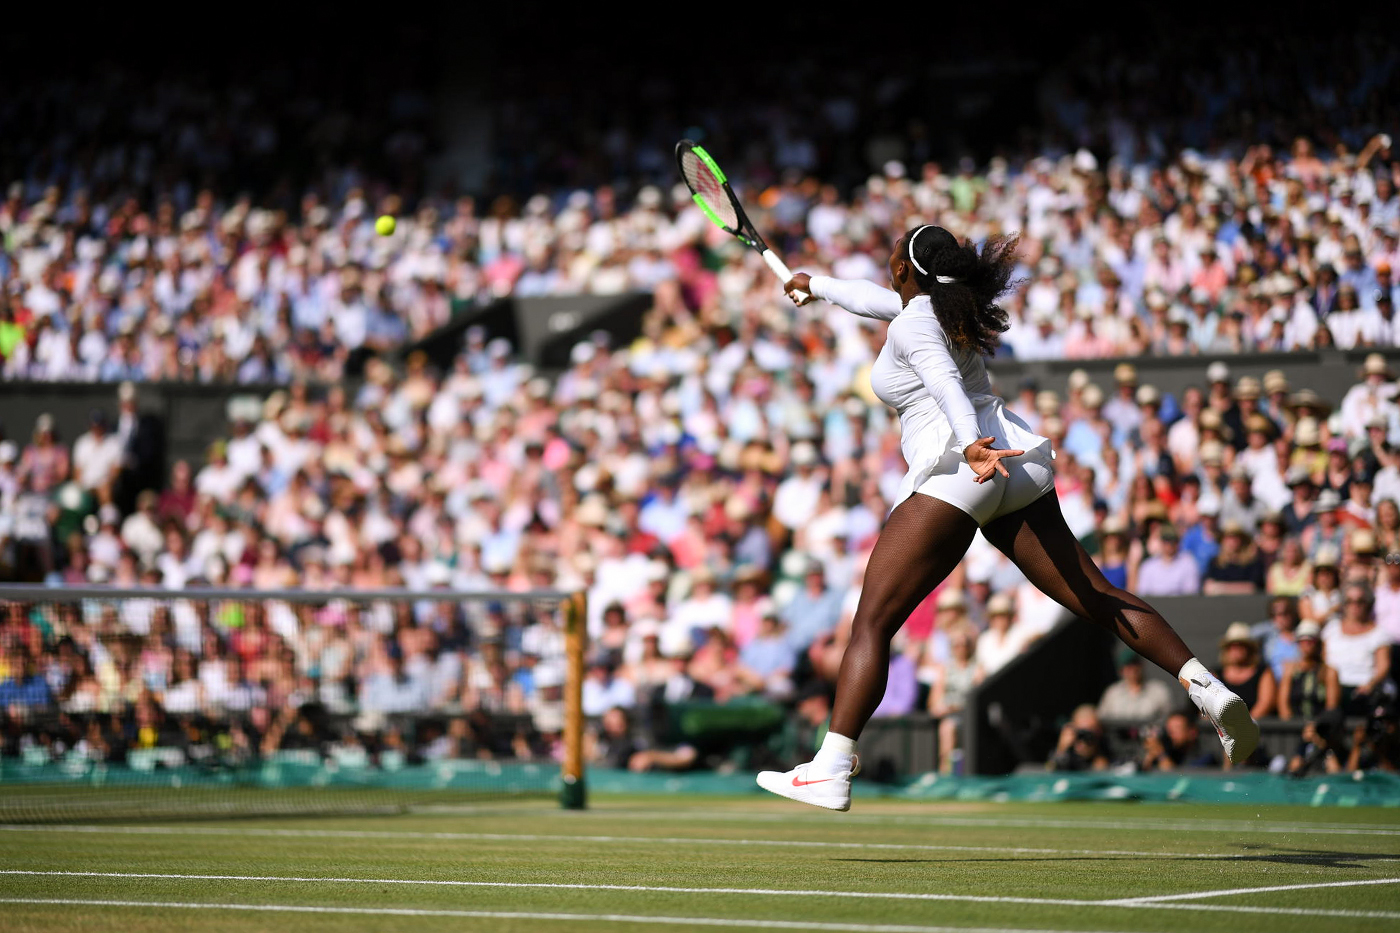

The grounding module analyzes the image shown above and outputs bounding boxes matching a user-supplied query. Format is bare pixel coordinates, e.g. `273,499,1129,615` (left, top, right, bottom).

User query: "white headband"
907,225,959,284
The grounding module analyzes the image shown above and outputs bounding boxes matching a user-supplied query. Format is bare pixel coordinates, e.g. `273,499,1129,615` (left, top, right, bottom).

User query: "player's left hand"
965,437,1024,484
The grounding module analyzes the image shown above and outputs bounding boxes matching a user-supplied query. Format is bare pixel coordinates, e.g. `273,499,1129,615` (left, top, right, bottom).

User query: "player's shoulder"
886,299,941,337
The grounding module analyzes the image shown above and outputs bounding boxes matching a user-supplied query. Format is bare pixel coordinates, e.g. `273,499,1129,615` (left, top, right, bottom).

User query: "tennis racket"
675,139,808,302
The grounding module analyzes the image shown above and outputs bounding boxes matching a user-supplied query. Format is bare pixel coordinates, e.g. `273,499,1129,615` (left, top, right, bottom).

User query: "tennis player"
757,225,1258,810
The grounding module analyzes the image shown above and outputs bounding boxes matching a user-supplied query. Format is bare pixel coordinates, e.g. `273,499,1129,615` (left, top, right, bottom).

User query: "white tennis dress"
810,275,1055,525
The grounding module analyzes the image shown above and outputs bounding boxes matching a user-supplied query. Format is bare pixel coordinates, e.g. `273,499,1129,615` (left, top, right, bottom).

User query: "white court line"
552,810,1400,836
0,874,1394,918
0,871,1085,907
1101,876,1400,904
0,824,1308,861
0,898,1148,933
5,869,1400,920
1110,902,1400,921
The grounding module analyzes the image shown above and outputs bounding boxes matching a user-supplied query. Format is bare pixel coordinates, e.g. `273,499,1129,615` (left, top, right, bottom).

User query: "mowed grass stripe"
0,824,1329,861
0,898,1152,933
0,870,1091,906
542,809,1400,836
6,869,1400,921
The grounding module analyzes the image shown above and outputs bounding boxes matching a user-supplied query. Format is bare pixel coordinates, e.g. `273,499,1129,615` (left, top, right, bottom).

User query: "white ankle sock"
1177,657,1211,688
812,731,856,775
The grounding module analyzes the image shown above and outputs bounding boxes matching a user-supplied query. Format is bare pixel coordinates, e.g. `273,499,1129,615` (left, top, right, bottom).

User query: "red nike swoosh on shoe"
792,775,834,787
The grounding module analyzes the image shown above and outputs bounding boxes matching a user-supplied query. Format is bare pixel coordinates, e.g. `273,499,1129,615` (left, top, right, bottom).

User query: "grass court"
1,796,1397,932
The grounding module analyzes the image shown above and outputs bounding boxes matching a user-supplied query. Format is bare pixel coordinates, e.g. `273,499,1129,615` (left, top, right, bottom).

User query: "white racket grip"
762,249,808,302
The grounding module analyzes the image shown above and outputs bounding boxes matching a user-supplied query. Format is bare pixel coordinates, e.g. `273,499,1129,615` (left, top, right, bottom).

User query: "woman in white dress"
757,225,1258,810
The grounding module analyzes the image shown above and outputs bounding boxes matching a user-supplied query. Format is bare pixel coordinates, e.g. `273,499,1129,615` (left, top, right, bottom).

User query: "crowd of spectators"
3,25,1400,778
5,126,1400,386
4,309,1400,775
3,27,1400,386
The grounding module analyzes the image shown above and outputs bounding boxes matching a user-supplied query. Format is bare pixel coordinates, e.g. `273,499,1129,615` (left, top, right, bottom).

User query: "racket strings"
680,151,739,228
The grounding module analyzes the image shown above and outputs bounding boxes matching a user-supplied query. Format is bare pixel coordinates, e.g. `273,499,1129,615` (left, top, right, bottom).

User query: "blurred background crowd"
4,28,1400,382
2,16,1398,779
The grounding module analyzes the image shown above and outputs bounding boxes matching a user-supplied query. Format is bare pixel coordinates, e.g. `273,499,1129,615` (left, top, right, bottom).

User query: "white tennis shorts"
913,449,1056,526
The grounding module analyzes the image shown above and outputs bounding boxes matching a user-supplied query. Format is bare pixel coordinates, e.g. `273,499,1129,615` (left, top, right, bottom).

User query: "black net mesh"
0,587,575,822
679,148,739,229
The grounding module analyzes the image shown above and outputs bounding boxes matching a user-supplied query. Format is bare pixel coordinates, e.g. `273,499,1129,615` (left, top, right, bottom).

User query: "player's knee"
850,602,905,642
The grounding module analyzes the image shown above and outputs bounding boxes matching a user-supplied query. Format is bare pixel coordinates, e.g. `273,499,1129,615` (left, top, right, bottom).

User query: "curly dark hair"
905,225,1020,357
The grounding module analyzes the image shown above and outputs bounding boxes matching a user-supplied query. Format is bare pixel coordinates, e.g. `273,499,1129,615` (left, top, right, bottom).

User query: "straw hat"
1293,417,1321,447
1219,622,1260,665
1219,519,1249,538
1198,409,1232,440
575,495,609,528
1287,389,1332,418
1351,529,1379,556
935,589,967,611
1244,413,1275,437
986,593,1015,616
1262,370,1290,395
1362,353,1395,379
1296,621,1322,640
1234,377,1262,400
1113,363,1138,385
1284,465,1314,487
1313,489,1342,512
1080,384,1105,409
1219,621,1257,649
1100,516,1129,537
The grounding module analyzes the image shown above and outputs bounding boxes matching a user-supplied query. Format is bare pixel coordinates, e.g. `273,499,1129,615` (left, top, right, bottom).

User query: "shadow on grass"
831,848,1399,869
1231,847,1400,869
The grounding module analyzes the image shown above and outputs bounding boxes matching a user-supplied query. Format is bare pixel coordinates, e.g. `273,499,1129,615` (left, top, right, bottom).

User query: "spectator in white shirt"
1339,354,1399,438
772,442,824,531
1322,583,1394,715
975,594,1027,679
120,491,164,566
1327,285,1370,349
195,441,242,504
663,567,733,657
71,411,124,493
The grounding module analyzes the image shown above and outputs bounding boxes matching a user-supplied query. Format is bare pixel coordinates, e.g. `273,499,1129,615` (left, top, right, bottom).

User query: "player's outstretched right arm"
785,273,902,321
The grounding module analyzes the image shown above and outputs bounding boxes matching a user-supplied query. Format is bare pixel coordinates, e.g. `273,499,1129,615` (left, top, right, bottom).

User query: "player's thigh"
853,492,978,633
981,490,1113,617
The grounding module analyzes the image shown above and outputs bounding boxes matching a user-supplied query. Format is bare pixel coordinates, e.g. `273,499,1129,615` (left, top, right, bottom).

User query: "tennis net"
0,585,586,822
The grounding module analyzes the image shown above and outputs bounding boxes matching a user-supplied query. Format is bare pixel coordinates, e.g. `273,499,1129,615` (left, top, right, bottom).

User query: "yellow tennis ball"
375,215,396,236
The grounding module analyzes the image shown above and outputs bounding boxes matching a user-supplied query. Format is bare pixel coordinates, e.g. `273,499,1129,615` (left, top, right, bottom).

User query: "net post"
560,590,588,809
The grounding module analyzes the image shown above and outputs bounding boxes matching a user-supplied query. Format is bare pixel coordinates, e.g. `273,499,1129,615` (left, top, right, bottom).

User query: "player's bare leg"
758,496,977,809
981,493,1259,764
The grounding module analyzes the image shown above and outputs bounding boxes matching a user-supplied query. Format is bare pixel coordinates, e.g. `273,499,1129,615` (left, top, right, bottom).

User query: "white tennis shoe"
1185,672,1260,764
756,756,859,811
